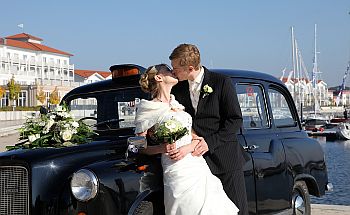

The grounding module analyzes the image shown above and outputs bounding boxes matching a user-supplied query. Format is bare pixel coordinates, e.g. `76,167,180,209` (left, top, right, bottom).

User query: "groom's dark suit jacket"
172,67,245,174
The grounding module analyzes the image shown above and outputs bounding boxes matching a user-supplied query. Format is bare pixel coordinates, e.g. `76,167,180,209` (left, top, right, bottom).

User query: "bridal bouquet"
6,104,97,150
152,118,189,144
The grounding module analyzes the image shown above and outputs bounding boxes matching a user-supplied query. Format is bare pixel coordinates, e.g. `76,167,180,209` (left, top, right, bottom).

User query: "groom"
170,43,249,215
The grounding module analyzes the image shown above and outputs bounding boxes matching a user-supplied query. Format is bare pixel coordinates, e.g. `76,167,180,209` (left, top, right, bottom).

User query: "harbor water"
311,136,350,206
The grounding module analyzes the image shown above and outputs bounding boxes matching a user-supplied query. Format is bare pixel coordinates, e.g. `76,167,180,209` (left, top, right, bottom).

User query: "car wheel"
134,201,153,215
292,180,311,215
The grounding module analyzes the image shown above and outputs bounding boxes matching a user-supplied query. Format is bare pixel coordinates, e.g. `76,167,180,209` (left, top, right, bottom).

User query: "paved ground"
312,204,350,215
0,119,25,137
0,132,20,151
0,129,350,214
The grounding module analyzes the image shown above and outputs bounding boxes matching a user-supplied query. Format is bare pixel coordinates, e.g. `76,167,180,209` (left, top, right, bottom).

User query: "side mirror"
125,136,147,160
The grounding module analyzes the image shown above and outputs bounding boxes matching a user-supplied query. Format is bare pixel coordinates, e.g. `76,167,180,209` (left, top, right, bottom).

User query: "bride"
134,64,239,215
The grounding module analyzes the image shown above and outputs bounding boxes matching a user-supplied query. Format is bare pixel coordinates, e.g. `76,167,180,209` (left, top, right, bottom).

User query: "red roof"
6,33,43,41
0,33,73,56
75,70,111,78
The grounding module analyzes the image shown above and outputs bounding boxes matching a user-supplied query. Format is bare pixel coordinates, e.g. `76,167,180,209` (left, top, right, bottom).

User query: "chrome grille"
0,166,29,215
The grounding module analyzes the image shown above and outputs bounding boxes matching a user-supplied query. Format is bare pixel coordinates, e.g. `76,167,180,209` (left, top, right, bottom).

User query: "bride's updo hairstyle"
139,64,171,97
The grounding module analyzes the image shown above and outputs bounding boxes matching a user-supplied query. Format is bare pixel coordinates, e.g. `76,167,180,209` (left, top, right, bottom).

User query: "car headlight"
71,169,98,201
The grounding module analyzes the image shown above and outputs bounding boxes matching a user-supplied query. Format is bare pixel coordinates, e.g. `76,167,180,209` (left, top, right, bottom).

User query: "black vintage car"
0,64,332,215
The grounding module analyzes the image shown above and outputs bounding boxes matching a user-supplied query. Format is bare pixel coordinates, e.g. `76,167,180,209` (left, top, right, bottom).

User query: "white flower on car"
47,119,55,128
43,119,55,134
56,106,63,112
61,130,73,141
71,121,79,128
7,103,96,150
28,134,40,143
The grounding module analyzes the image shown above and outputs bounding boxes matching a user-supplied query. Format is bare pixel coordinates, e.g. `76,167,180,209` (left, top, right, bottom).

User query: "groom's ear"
188,65,195,72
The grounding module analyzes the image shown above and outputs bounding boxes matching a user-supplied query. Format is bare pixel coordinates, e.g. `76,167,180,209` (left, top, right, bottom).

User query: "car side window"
268,88,296,127
236,84,269,129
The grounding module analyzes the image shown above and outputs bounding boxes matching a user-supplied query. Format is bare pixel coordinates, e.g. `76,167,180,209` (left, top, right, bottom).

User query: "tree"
36,87,46,105
7,75,21,107
49,87,60,105
0,86,5,99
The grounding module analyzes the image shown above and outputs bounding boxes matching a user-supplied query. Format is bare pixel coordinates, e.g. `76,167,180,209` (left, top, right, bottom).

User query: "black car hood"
0,139,127,164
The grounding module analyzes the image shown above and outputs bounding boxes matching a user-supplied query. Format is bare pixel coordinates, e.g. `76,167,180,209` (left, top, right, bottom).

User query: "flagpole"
17,24,24,32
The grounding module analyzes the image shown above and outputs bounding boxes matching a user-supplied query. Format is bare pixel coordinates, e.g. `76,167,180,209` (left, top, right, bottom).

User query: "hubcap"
292,194,306,215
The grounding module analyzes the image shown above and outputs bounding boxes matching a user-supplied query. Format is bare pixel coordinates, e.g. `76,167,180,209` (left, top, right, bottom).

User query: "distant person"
39,105,48,115
344,107,348,119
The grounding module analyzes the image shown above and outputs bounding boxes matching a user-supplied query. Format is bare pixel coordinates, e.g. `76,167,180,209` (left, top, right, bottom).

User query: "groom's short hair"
169,43,201,70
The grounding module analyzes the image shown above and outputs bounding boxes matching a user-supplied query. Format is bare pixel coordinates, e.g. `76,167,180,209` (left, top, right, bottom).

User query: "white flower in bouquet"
153,118,189,144
7,103,97,150
71,121,79,128
165,120,180,133
61,130,73,141
28,134,40,143
43,119,55,134
63,141,74,147
56,106,63,112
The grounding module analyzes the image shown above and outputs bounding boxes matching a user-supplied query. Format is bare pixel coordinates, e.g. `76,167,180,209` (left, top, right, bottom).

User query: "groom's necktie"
189,80,200,113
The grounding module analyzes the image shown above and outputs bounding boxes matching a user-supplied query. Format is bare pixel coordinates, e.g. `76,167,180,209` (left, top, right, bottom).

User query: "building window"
17,91,27,107
0,92,9,107
45,91,50,104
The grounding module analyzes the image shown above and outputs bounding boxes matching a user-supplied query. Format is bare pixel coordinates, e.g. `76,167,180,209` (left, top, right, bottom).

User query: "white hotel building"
0,33,110,108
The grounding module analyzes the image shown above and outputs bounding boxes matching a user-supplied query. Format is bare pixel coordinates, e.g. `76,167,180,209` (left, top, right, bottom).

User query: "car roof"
211,69,283,84
63,67,283,102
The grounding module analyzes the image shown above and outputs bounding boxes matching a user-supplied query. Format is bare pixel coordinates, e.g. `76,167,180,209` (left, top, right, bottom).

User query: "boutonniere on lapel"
202,84,213,98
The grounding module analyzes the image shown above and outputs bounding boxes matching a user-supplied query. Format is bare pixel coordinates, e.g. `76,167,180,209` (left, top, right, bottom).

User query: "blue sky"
1,0,350,86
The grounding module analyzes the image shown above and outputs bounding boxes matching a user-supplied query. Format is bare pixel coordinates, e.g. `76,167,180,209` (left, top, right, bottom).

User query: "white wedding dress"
135,96,239,215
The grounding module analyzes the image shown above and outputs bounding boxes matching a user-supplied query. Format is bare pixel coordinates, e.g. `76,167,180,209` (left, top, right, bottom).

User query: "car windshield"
67,88,150,130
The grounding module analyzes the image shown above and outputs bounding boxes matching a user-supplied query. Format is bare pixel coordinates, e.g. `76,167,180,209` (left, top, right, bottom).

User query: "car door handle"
243,145,260,151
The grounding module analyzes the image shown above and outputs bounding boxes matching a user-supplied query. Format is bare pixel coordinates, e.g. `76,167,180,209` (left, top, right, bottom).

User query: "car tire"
292,180,311,215
134,201,153,215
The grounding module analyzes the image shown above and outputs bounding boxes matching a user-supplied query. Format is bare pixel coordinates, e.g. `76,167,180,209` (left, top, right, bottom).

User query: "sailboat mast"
312,24,319,117
291,26,296,101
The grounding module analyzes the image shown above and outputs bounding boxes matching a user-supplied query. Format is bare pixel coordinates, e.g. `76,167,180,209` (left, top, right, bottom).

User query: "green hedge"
0,106,41,111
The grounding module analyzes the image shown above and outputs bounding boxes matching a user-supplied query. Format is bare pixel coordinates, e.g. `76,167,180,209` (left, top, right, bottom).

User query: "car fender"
294,173,321,197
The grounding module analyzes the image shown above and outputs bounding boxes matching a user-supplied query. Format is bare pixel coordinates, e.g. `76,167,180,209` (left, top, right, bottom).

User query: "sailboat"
333,62,350,139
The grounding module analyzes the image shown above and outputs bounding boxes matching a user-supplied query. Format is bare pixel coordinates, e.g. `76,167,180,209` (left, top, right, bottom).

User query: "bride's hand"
165,142,176,153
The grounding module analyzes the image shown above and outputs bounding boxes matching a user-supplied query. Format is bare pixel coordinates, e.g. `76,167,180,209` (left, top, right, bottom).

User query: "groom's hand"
191,137,209,157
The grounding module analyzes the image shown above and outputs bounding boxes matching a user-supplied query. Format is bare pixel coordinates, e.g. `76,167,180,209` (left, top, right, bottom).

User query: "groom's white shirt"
188,67,204,113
